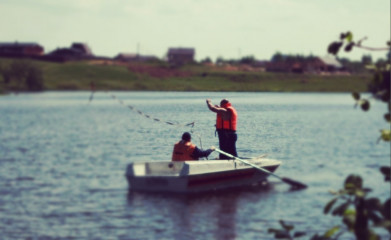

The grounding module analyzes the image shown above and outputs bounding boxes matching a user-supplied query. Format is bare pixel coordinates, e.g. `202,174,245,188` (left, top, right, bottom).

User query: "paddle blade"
281,177,308,190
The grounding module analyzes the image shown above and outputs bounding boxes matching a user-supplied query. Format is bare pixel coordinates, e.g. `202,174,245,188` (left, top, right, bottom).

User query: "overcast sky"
1,0,389,61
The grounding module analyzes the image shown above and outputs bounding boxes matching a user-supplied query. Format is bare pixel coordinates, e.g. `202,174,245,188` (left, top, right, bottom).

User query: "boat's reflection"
126,182,277,240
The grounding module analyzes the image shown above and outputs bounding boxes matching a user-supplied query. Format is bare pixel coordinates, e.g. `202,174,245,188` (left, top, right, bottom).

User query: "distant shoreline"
0,58,371,94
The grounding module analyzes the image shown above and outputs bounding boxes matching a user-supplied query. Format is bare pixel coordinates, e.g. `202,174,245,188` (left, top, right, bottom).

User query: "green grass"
0,57,372,93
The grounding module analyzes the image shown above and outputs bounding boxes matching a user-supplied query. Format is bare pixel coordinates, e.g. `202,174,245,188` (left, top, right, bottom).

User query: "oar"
214,148,307,190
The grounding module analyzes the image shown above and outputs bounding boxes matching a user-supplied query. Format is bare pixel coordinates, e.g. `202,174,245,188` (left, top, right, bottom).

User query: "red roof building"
0,42,44,57
167,48,195,66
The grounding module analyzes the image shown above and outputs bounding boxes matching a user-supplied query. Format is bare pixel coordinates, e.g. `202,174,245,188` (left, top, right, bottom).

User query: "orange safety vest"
172,141,197,161
216,105,237,131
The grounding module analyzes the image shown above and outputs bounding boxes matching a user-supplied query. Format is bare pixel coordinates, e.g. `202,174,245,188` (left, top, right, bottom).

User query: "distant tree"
271,52,284,62
337,57,368,73
361,55,373,65
239,55,256,64
0,60,44,91
0,63,10,84
200,57,212,64
271,52,320,63
216,56,225,65
25,66,44,91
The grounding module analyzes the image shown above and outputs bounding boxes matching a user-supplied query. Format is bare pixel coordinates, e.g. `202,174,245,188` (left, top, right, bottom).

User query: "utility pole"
137,42,140,59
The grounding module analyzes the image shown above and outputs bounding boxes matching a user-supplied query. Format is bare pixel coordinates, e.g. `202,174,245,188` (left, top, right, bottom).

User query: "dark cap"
182,132,191,142
220,99,229,105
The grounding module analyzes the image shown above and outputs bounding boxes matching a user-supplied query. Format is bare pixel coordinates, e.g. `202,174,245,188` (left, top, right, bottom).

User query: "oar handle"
214,148,282,180
214,148,307,190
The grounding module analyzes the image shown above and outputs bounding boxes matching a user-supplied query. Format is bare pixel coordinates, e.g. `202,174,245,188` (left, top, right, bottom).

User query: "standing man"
206,99,238,159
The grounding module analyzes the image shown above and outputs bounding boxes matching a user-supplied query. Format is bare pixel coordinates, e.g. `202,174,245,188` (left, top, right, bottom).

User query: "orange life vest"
216,105,237,131
172,141,197,161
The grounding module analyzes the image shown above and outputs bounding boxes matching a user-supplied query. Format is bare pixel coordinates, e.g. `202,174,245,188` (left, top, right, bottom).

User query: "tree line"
0,60,44,92
200,51,390,73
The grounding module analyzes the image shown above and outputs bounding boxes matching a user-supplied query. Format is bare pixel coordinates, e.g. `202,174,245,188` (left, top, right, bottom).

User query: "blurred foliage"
216,55,257,65
269,31,390,240
271,52,318,63
321,173,391,239
325,31,390,239
328,31,390,143
268,220,306,239
269,170,390,239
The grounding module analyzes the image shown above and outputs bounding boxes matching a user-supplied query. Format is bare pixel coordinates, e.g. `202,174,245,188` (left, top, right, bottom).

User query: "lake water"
0,91,389,240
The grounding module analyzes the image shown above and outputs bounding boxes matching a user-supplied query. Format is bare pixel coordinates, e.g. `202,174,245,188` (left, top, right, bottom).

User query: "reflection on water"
0,91,389,239
126,184,275,240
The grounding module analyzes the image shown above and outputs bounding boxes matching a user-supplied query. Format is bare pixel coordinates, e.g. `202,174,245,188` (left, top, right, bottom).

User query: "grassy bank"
0,57,372,93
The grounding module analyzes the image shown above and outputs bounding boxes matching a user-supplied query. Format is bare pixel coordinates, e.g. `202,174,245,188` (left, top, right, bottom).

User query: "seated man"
172,132,215,161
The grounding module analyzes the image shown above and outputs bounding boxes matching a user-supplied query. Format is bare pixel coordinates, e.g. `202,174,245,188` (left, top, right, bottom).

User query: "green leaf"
344,209,356,217
323,226,340,238
384,113,390,122
375,220,391,232
332,202,350,216
344,183,355,190
368,230,381,240
352,92,361,100
382,199,391,220
360,99,370,111
380,129,391,141
365,198,382,211
344,184,357,195
327,41,343,55
310,234,328,240
344,175,363,190
343,214,356,230
268,228,291,239
345,31,353,42
344,42,355,52
380,166,390,181
324,197,338,214
355,189,366,198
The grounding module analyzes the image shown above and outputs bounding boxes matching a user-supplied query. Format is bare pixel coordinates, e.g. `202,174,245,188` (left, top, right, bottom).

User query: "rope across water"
89,89,208,149
89,90,196,128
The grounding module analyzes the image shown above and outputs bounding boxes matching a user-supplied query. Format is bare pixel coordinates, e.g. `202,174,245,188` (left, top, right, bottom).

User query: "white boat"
125,158,281,193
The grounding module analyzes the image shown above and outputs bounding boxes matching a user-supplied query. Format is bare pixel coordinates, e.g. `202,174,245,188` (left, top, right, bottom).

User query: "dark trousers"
217,130,238,159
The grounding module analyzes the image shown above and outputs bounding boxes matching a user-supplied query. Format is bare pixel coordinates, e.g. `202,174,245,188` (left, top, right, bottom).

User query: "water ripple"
0,92,389,239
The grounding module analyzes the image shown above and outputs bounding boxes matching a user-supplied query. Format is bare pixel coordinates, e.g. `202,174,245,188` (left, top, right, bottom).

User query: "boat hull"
125,159,281,193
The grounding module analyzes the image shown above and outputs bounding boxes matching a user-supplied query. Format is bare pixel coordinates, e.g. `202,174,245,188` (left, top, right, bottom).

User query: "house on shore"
45,42,94,62
266,56,345,74
114,53,158,62
313,56,343,72
0,42,44,57
70,43,93,56
167,48,195,66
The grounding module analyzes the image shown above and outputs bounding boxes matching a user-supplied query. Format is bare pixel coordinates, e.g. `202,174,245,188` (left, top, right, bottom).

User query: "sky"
1,0,389,62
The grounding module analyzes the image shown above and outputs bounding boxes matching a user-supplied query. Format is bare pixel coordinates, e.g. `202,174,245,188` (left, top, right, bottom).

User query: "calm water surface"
0,91,389,240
